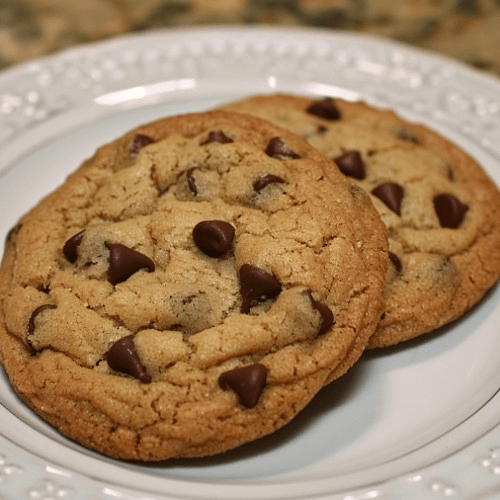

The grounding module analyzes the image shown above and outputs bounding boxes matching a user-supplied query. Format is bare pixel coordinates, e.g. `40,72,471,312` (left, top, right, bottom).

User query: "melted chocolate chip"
371,183,404,215
447,166,455,181
219,363,268,408
433,193,469,228
28,304,57,336
455,0,480,14
6,223,22,244
193,220,235,258
305,291,334,336
27,304,57,355
265,138,301,160
186,168,198,196
106,335,151,383
130,134,155,156
24,342,36,356
201,130,233,145
105,242,155,285
63,230,85,263
252,174,286,192
38,284,50,294
239,264,282,314
334,151,366,180
470,59,493,70
306,98,341,120
388,252,403,274
396,129,420,144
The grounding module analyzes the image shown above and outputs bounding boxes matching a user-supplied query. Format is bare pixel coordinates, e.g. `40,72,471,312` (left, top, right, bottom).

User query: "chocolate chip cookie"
0,110,388,460
221,94,500,348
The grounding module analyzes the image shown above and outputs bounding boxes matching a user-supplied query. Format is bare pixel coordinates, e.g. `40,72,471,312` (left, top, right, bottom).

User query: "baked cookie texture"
0,110,388,460
221,94,500,348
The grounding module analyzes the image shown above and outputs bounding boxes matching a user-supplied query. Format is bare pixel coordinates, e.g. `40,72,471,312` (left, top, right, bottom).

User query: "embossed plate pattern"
0,27,499,500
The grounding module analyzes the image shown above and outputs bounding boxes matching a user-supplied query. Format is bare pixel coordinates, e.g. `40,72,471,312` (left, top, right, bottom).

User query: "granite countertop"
0,0,499,78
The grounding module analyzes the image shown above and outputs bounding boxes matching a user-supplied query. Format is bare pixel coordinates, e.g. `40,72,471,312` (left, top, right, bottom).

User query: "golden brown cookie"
0,110,388,460
221,94,500,348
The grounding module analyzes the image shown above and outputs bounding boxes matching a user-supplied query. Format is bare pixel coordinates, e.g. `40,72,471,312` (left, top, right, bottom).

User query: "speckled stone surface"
0,0,499,78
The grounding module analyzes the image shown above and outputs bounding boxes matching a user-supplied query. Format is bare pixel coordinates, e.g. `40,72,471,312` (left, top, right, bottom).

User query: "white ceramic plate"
0,27,499,500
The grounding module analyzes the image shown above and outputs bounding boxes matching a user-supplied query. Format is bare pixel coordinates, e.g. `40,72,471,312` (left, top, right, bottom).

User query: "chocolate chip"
306,98,341,120
193,220,235,258
63,230,85,263
334,151,366,180
106,335,151,383
130,134,155,156
305,290,334,336
433,193,469,228
239,264,282,314
388,252,403,274
186,168,198,196
265,138,301,160
27,304,57,355
252,174,286,192
219,363,268,408
105,242,155,285
371,183,404,215
201,130,233,145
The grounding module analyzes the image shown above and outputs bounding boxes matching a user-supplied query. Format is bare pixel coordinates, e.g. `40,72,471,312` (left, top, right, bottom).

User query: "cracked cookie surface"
222,94,500,347
0,110,387,460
